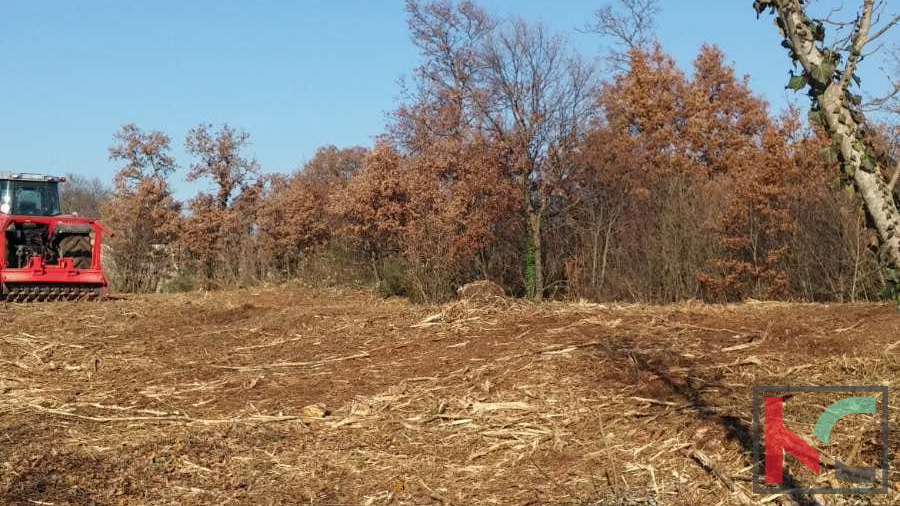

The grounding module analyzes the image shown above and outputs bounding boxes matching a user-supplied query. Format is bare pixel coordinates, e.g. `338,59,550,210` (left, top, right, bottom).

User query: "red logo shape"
765,397,820,483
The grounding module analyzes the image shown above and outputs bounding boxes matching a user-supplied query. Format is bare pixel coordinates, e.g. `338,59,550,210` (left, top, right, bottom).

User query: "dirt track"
0,286,898,505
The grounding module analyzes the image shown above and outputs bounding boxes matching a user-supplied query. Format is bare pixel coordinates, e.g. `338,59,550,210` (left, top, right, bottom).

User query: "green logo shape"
814,397,876,445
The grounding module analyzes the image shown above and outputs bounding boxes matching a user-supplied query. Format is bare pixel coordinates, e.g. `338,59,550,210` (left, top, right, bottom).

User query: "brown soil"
0,286,898,505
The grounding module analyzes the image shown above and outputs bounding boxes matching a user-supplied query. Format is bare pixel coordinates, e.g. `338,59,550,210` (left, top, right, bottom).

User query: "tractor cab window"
0,180,62,216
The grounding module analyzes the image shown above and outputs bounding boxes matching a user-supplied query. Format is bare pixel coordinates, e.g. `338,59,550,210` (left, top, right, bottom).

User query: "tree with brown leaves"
685,45,790,298
257,145,367,274
109,124,177,187
103,125,182,292
329,142,412,275
582,46,723,301
182,124,262,285
578,44,827,301
185,124,260,209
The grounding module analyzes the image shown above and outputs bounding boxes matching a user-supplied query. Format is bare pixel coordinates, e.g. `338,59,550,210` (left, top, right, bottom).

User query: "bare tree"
476,20,596,299
587,0,660,68
402,1,595,300
59,173,110,217
755,0,900,300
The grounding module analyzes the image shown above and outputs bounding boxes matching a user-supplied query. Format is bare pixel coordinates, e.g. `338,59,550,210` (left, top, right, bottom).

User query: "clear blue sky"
1,1,895,199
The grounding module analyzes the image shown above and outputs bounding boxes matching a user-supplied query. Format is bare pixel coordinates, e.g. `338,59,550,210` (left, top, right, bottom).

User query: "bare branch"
838,0,874,91
862,41,885,57
818,2,852,26
586,0,659,68
862,44,900,114
866,13,899,45
862,79,900,110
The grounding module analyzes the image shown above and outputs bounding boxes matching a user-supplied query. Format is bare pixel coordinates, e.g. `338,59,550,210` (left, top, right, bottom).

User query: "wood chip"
471,401,534,413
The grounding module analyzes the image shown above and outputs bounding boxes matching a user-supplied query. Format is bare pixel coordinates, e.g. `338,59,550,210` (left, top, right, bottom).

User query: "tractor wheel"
58,235,93,269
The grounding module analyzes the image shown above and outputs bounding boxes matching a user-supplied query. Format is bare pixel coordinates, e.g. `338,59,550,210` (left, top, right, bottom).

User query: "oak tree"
182,124,262,284
104,125,182,292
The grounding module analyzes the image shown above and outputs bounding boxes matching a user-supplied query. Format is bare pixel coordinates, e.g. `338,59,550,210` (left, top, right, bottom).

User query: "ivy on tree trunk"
755,0,900,303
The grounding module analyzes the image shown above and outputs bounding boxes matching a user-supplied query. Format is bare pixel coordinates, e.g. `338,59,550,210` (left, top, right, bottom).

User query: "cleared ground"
0,286,898,505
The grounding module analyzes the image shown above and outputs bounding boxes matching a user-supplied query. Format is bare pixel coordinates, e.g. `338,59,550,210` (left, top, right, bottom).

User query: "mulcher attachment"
2,283,104,302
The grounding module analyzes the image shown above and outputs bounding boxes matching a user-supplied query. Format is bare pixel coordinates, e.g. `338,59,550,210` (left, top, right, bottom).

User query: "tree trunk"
529,210,544,301
774,0,900,291
599,217,615,293
820,84,900,272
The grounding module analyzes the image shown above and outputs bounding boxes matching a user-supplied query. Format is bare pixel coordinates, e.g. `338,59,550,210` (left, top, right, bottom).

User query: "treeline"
68,1,898,303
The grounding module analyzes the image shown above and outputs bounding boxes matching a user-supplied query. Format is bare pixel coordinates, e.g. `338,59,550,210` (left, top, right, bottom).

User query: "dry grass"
0,287,898,505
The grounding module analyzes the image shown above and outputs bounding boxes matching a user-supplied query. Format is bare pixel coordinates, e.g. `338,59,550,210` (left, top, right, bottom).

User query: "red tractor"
0,173,109,301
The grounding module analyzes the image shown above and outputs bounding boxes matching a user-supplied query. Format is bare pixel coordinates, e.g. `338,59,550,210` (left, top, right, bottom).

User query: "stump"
457,280,505,301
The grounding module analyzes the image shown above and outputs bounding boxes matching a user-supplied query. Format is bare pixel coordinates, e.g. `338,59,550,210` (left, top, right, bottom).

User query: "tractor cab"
0,173,64,217
0,173,108,300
